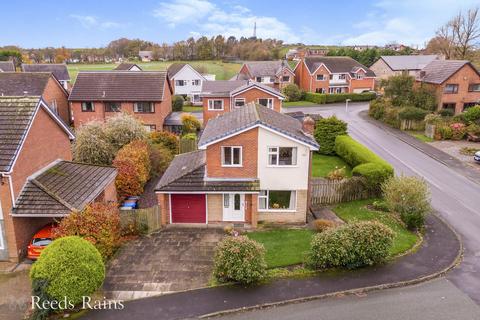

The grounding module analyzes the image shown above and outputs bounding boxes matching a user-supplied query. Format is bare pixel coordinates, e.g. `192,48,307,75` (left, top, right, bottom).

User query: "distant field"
67,60,242,82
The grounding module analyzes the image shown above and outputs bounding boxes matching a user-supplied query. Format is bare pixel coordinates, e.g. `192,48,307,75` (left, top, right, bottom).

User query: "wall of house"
94,180,118,203
206,128,258,179
310,65,330,93
206,194,252,224
42,77,70,124
350,77,376,93
257,190,308,224
294,60,311,92
0,181,11,260
172,66,204,96
233,88,282,112
277,68,295,90
238,65,251,78
369,59,394,80
202,97,231,124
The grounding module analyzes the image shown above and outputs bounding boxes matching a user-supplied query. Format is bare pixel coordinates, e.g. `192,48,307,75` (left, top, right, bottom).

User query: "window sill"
208,109,224,111
266,165,299,168
258,209,297,213
221,165,243,168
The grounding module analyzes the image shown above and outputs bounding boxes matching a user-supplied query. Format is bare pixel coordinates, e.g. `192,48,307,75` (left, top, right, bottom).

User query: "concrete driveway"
104,227,224,300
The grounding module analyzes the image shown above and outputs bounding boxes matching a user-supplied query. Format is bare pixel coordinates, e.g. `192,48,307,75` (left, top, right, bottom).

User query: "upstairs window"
339,74,347,80
258,98,274,109
222,146,242,166
256,77,262,82
268,147,297,166
444,84,459,94
282,76,290,82
468,84,480,92
192,79,201,86
208,99,224,110
134,102,154,113
234,98,245,108
355,73,365,80
316,74,325,81
81,102,94,112
104,102,121,112
175,80,186,86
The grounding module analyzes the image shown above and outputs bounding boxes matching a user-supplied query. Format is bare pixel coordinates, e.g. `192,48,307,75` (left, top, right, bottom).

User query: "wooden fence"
119,205,161,234
179,138,197,154
310,177,375,206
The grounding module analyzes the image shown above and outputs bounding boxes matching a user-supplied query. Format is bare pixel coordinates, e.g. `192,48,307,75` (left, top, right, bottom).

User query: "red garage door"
171,194,206,223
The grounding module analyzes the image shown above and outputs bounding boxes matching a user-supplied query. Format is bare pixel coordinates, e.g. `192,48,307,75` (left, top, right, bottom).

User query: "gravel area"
429,140,480,172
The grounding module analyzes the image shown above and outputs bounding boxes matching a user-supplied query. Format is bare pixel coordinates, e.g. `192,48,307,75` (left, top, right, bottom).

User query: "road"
287,102,480,304
216,279,480,320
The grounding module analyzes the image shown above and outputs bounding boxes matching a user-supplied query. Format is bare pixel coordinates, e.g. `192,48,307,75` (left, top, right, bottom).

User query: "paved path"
83,214,459,320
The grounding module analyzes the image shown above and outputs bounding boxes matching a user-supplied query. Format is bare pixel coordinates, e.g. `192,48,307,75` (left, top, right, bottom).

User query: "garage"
170,194,206,223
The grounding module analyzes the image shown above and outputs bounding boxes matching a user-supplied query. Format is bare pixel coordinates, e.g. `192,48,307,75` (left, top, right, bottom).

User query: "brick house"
294,56,376,94
370,55,439,80
416,60,480,114
232,61,295,90
68,71,173,131
0,96,117,262
21,63,71,90
201,80,285,123
156,103,319,227
167,63,210,105
0,72,70,124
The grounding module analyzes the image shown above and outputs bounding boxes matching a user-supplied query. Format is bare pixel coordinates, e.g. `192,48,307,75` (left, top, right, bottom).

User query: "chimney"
302,116,315,135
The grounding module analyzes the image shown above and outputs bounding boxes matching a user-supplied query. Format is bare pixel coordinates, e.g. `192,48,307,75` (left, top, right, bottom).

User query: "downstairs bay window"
258,190,296,211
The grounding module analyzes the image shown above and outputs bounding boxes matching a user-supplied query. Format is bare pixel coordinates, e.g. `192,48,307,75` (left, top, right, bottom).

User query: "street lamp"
345,99,351,112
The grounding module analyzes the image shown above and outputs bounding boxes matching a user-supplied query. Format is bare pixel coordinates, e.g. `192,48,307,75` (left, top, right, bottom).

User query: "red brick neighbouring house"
416,60,480,114
69,71,173,131
201,80,285,124
294,56,376,94
21,63,71,90
232,61,295,90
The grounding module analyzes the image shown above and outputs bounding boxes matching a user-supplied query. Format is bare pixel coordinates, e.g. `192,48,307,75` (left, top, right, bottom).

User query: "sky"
1,0,478,48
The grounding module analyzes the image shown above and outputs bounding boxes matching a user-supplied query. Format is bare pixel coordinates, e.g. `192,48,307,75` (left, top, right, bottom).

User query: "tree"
73,122,115,165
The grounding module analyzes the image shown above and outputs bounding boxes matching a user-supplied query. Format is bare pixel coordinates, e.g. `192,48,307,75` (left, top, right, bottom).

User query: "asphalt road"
287,102,480,304
215,279,480,320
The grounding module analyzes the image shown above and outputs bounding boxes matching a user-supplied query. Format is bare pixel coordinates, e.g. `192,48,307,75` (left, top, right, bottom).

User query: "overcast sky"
1,0,478,48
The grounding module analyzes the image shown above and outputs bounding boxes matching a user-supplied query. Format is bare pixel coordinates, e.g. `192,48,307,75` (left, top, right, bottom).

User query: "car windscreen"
32,238,52,246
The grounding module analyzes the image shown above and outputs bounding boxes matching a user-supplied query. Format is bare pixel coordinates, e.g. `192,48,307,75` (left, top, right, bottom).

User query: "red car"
27,224,56,260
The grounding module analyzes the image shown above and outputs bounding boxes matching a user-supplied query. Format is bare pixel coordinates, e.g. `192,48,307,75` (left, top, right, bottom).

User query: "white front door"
223,193,245,222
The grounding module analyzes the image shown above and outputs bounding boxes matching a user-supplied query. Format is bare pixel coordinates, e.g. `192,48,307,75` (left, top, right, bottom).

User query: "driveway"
104,227,224,300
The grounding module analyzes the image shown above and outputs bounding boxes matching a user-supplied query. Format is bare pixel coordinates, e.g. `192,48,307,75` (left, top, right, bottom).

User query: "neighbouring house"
385,43,407,52
0,96,118,262
294,56,376,94
233,60,295,90
370,55,440,80
416,60,480,114
68,71,173,131
0,72,70,124
21,63,71,90
286,47,329,60
350,45,378,51
155,103,319,226
0,61,15,72
167,63,209,105
201,80,285,123
114,63,142,71
139,51,153,62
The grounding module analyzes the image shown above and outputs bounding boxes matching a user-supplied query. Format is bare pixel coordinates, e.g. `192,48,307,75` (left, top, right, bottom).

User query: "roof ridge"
30,179,76,212
252,102,261,121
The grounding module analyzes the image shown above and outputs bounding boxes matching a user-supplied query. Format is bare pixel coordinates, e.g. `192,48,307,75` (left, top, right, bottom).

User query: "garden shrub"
314,116,348,155
313,219,336,233
466,124,480,135
172,95,184,111
306,221,394,270
382,74,415,107
73,122,115,165
372,200,389,212
282,83,302,101
398,107,429,121
463,105,480,124
383,106,401,128
182,132,197,140
213,236,267,284
149,131,179,154
382,176,431,230
326,166,347,180
325,92,376,103
149,143,174,177
438,125,453,140
438,108,454,117
369,99,386,120
181,113,201,134
425,113,443,125
304,92,326,104
352,163,393,191
30,236,105,307
450,123,466,140
53,202,121,259
104,112,148,151
452,113,466,124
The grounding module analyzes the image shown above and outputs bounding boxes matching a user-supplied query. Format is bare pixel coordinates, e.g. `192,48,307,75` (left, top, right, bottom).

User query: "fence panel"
310,177,375,206
179,138,197,154
120,205,161,234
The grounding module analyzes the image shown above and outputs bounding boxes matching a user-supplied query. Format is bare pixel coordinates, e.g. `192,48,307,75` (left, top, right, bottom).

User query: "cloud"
70,14,122,29
153,0,215,27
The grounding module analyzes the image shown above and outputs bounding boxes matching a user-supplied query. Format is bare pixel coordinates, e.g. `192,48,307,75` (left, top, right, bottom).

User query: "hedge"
314,116,348,155
305,92,376,104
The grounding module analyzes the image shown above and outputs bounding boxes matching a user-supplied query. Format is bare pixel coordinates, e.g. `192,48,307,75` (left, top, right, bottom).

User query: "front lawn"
408,131,434,143
182,105,203,112
311,153,352,178
283,100,316,107
333,199,419,257
247,229,314,268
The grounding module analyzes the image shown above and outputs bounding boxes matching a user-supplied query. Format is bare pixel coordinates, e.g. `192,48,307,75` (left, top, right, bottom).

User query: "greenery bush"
438,108,454,117
282,83,302,102
306,221,394,269
182,132,197,140
181,113,201,134
463,106,480,124
352,163,393,191
30,236,105,307
304,92,326,104
314,116,348,155
313,219,336,233
326,166,347,180
172,95,184,111
149,131,179,154
53,202,120,260
73,122,115,165
398,107,430,121
382,74,415,107
213,236,267,284
369,99,387,120
104,112,148,151
450,123,466,140
438,125,453,140
466,124,480,135
325,92,376,103
382,176,431,230
149,143,174,177
425,113,443,125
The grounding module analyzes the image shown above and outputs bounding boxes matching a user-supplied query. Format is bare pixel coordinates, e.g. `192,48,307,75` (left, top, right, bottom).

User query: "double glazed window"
282,76,290,82
258,190,296,210
104,102,121,112
468,84,480,92
134,102,154,113
143,124,156,132
444,84,459,94
81,102,94,112
258,98,274,109
192,79,201,86
208,99,224,110
175,80,186,86
268,147,297,166
222,146,242,166
316,74,325,81
234,98,245,108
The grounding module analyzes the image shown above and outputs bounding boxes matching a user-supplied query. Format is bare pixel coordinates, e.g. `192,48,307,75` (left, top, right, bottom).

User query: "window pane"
258,99,267,106
235,99,245,107
268,191,292,209
259,197,266,209
223,147,231,165
224,194,230,208
233,148,241,165
269,153,277,165
234,194,240,210
279,147,293,165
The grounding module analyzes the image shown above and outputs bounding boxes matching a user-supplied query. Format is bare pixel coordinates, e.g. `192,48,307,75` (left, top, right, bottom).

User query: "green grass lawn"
283,100,316,107
182,105,203,112
67,60,241,83
333,199,419,257
247,229,314,268
408,131,434,143
311,153,352,178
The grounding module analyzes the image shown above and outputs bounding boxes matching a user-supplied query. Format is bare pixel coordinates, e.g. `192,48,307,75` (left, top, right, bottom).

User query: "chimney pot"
302,116,315,135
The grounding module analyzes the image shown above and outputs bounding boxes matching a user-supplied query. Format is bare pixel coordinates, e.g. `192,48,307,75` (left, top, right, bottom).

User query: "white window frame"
258,190,297,212
328,87,335,94
221,146,242,167
208,99,224,110
234,98,246,108
81,101,95,112
339,74,347,80
257,98,274,109
192,79,201,86
282,75,290,82
134,102,154,113
267,146,297,167
316,74,325,81
355,73,365,80
175,80,186,86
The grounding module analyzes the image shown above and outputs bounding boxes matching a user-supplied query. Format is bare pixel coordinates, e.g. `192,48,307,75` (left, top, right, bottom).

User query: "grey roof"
164,111,203,126
417,60,478,84
0,72,51,96
155,150,259,192
198,103,319,149
230,73,250,81
12,161,117,216
243,60,292,77
230,81,284,98
304,56,375,77
167,63,186,78
380,55,439,71
69,71,169,101
21,64,70,81
201,80,248,97
0,61,15,72
114,63,142,71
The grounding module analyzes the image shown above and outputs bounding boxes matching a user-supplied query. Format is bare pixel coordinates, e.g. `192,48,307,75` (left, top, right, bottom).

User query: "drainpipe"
1,174,15,208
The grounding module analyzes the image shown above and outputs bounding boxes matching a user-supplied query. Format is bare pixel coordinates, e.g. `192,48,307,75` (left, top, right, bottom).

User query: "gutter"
1,173,16,209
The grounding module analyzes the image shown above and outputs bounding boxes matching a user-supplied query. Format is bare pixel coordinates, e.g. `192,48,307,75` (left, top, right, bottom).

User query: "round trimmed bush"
306,221,394,270
30,236,105,306
172,95,184,111
213,236,267,284
314,116,348,155
282,84,302,102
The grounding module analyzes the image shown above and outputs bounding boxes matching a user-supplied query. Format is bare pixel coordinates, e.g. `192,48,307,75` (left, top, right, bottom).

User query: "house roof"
243,60,292,77
303,56,375,77
21,64,70,81
198,103,319,149
0,96,75,173
12,160,117,217
155,150,259,192
379,55,438,71
167,63,186,78
201,80,248,97
69,71,169,101
0,61,15,72
0,72,52,96
114,63,142,71
417,60,478,84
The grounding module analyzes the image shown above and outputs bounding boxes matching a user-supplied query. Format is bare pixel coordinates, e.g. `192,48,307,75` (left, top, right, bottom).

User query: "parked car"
474,151,480,163
27,224,56,260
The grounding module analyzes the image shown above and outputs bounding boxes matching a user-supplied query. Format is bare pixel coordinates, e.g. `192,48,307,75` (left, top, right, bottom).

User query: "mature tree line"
326,47,415,67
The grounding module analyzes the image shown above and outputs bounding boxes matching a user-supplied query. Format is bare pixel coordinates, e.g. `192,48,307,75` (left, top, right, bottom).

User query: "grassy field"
182,105,203,112
409,132,434,143
311,153,352,178
67,60,242,82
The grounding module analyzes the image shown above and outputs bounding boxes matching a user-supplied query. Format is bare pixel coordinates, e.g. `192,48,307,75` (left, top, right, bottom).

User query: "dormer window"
222,146,242,167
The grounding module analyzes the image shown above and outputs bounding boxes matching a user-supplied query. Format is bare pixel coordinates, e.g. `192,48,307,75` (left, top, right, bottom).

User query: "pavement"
0,270,31,320
215,278,480,320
